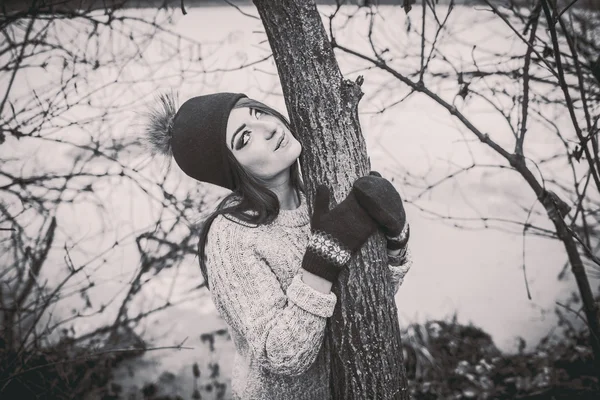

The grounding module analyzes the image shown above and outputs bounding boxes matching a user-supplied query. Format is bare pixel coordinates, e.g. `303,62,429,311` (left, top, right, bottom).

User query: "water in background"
3,5,591,396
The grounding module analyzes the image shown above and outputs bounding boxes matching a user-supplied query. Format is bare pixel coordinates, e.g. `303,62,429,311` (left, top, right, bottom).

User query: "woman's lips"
275,131,286,151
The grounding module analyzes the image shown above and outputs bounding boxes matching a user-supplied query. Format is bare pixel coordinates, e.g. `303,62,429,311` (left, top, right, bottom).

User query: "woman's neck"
271,186,300,210
264,169,300,210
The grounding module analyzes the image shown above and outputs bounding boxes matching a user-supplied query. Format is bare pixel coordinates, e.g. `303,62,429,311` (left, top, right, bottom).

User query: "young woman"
144,92,412,400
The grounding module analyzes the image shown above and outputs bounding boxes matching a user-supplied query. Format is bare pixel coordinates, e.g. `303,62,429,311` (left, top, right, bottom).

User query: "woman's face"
225,107,302,182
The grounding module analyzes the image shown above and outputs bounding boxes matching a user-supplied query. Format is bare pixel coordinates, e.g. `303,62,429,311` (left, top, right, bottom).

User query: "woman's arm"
387,247,412,295
301,270,333,293
206,218,336,377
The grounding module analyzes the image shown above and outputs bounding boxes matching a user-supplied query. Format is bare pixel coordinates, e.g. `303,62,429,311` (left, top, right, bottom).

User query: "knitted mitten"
352,171,407,242
386,224,410,252
302,185,378,283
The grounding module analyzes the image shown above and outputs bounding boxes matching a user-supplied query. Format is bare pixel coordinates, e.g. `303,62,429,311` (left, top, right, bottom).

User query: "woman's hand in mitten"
301,185,378,283
352,171,407,238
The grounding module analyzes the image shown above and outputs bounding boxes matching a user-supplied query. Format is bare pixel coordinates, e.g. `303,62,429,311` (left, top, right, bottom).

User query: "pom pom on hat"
142,91,246,190
143,91,179,157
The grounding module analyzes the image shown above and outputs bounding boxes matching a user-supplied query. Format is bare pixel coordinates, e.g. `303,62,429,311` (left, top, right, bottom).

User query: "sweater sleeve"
205,217,337,376
387,247,413,295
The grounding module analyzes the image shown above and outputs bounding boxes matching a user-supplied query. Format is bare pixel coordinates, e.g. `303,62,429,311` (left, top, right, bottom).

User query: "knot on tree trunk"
341,78,364,108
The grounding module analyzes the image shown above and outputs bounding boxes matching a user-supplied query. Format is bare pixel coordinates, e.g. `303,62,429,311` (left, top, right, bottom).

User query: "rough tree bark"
253,1,409,399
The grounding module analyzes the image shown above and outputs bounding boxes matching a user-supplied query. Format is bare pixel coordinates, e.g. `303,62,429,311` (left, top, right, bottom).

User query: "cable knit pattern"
204,192,412,399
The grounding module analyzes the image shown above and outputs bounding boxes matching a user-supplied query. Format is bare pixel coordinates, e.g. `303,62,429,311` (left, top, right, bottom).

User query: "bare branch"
539,0,600,193
483,0,559,80
516,1,541,155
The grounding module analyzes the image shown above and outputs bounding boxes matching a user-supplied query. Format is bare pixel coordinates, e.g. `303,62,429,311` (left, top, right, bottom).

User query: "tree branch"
516,1,541,155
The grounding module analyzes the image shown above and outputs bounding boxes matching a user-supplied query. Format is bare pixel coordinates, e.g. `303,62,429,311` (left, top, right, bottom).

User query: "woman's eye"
254,110,263,119
237,131,250,149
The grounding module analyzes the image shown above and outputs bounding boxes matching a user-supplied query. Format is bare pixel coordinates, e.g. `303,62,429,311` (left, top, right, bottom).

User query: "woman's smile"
275,130,287,151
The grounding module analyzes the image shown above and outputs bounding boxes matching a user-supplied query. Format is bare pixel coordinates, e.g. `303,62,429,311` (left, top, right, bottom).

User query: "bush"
0,327,145,400
403,317,599,399
1,344,116,399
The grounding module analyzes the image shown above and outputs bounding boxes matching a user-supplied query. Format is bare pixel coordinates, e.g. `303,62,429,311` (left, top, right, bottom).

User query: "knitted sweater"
205,193,412,400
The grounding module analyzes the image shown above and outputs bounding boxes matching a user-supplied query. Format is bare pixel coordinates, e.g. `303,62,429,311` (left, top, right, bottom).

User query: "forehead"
225,107,251,143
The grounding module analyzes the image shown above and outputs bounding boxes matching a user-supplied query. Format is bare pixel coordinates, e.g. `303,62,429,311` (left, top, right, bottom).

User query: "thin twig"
554,11,600,190
0,15,36,118
419,0,426,83
521,198,539,300
483,0,559,80
556,301,599,344
223,0,260,20
540,0,600,194
555,0,581,23
567,227,600,268
516,2,541,155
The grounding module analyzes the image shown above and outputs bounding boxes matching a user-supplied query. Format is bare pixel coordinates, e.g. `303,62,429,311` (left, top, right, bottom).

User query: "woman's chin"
290,141,302,159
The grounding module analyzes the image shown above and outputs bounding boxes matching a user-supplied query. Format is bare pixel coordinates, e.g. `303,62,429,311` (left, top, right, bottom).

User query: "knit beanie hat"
172,92,246,189
144,92,247,190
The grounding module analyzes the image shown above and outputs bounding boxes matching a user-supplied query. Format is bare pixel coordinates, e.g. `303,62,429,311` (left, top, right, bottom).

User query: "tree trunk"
253,1,409,399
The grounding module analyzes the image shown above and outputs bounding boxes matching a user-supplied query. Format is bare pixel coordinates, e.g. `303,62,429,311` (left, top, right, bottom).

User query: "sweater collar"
272,191,310,228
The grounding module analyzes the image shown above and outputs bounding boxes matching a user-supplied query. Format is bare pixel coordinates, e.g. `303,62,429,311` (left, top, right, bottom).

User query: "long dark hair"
197,98,305,288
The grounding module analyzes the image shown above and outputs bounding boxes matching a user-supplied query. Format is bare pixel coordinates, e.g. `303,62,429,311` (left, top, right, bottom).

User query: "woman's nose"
260,120,278,140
